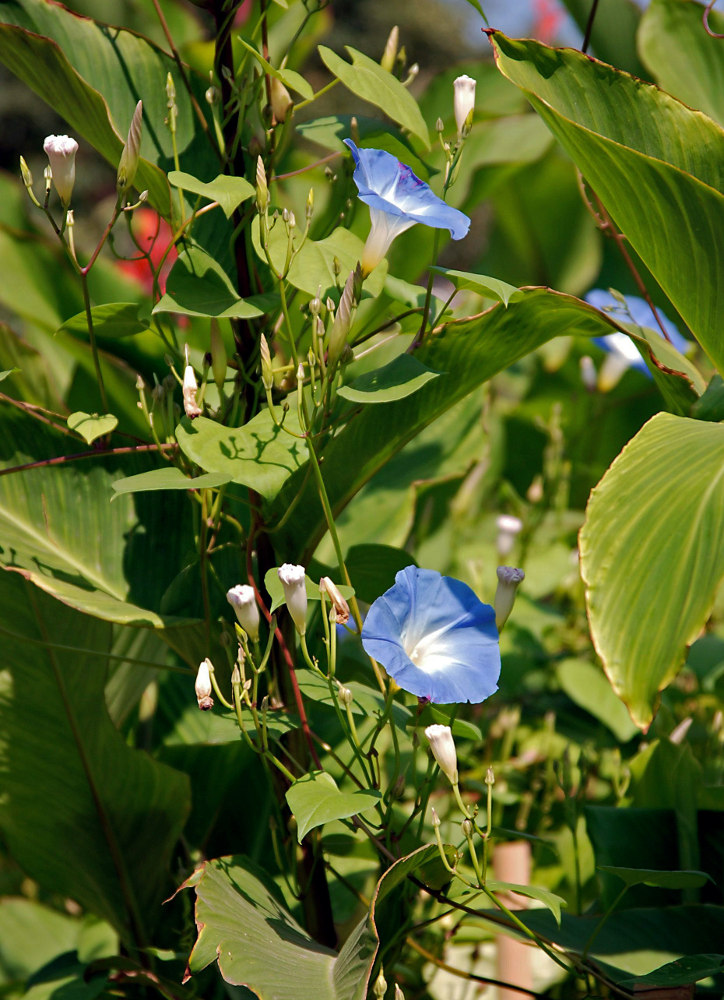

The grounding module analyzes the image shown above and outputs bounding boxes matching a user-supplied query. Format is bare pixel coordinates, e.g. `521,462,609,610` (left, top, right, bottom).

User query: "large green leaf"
0,571,190,947
559,0,645,76
517,904,724,981
154,246,269,319
184,855,372,999
0,410,198,631
175,408,308,501
318,45,430,148
580,413,724,729
0,0,207,214
264,289,697,560
286,771,381,842
639,0,724,126
184,845,449,997
488,32,724,370
168,171,255,219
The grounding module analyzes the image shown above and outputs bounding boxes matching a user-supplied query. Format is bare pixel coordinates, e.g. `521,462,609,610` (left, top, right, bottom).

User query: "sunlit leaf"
286,771,381,842
580,413,724,729
489,31,724,369
67,411,118,445
168,171,255,219
337,355,441,404
318,45,430,147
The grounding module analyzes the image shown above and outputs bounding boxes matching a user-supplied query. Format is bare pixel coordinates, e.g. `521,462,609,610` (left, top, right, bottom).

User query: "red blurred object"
531,0,565,42
117,208,176,296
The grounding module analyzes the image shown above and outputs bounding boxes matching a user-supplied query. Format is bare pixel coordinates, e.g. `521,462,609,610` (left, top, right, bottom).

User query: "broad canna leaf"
580,413,724,729
488,31,724,372
0,571,190,947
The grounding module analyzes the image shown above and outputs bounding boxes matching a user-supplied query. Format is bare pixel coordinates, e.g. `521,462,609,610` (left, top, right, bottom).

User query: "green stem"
79,271,109,413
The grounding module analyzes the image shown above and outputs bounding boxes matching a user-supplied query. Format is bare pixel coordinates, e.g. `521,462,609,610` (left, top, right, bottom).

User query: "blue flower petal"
344,140,470,241
361,567,500,704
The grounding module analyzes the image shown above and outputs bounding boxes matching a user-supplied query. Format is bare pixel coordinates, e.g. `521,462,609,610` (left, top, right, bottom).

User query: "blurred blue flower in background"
361,566,500,704
585,289,690,385
344,139,470,275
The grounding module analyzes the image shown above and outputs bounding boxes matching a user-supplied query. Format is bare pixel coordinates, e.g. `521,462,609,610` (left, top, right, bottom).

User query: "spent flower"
344,140,470,275
195,658,214,710
362,567,500,703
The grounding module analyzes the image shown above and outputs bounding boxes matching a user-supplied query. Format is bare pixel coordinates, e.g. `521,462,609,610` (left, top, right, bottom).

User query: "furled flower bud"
320,576,350,625
496,514,523,557
380,25,399,73
453,75,476,138
270,76,293,124
277,563,307,636
117,100,143,195
260,334,274,391
373,971,387,1000
256,156,269,213
226,584,260,641
327,267,359,366
195,657,214,710
394,986,405,1000
494,566,525,631
182,350,202,419
425,724,458,785
43,134,78,206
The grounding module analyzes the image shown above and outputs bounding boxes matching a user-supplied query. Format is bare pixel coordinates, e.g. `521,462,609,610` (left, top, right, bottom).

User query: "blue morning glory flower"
344,139,470,275
361,567,500,704
586,290,689,378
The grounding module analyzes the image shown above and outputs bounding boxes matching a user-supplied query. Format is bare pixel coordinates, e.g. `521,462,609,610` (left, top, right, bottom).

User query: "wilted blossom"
277,563,307,636
494,566,525,631
43,134,78,206
344,139,470,275
195,657,214,710
425,724,458,784
182,345,202,419
586,289,689,388
453,75,476,137
361,566,500,704
320,576,350,625
226,584,260,641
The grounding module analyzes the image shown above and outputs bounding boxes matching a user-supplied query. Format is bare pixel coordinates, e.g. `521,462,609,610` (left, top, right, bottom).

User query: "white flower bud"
496,514,523,557
277,563,307,635
425,724,458,785
494,566,525,631
195,657,214,710
320,576,350,625
43,134,78,206
453,75,476,138
226,584,260,641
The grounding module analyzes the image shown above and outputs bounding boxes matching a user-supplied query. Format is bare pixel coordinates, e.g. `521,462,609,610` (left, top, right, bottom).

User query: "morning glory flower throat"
344,140,470,275
361,567,500,704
